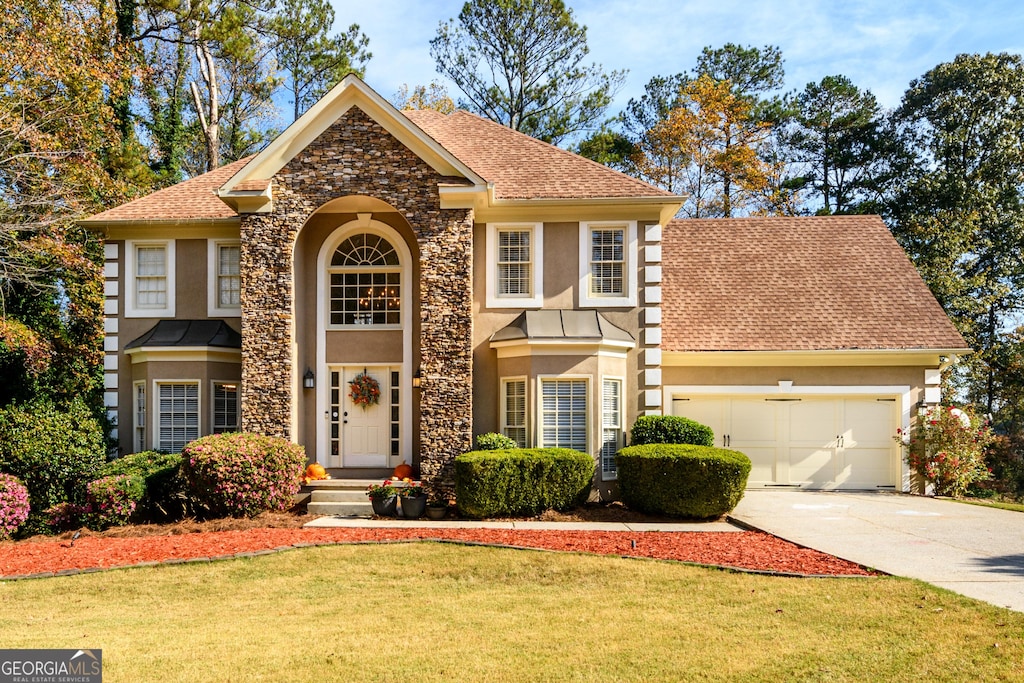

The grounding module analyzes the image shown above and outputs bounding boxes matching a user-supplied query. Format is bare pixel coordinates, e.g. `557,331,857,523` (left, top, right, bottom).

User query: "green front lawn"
1,543,1022,682
957,497,1024,513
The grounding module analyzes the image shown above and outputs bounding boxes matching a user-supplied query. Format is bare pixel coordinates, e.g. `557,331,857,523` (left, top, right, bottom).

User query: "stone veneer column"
238,107,474,483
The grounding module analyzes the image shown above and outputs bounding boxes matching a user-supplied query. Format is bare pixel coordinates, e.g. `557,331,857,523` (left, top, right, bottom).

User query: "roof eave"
662,348,974,367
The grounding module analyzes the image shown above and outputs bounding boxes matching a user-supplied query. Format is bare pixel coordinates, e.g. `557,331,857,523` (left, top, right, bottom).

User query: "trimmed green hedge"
100,451,186,520
616,445,751,519
455,448,593,519
630,415,714,447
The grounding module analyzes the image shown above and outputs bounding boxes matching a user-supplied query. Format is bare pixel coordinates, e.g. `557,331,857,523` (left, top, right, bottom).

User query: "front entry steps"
304,479,377,517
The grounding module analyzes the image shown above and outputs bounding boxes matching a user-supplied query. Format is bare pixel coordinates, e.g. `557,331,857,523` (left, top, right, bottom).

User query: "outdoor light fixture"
412,368,422,389
303,368,315,389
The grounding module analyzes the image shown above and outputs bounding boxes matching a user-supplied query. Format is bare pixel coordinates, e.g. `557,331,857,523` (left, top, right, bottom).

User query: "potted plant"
426,496,448,520
399,480,427,519
366,480,399,517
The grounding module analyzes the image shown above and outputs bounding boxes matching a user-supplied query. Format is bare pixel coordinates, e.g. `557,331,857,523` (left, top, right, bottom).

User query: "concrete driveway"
731,490,1024,612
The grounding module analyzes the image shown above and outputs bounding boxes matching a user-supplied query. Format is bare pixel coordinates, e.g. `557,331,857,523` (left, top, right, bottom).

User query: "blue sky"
335,0,1024,115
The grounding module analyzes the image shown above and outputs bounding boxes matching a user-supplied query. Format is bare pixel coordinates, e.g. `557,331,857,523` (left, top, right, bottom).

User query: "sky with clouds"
334,0,1023,116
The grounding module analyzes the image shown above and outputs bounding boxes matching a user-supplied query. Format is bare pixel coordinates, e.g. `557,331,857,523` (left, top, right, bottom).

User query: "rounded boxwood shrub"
475,432,518,450
616,444,751,519
630,415,715,447
0,473,30,540
455,448,593,519
101,451,186,520
0,399,105,533
181,433,306,518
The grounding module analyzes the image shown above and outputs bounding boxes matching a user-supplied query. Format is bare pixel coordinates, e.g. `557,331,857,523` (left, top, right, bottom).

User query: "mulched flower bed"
0,526,877,579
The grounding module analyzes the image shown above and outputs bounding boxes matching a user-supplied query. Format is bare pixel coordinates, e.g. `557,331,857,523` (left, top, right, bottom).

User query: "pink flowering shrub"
0,473,30,540
86,475,145,529
898,405,993,497
44,501,88,533
181,433,306,518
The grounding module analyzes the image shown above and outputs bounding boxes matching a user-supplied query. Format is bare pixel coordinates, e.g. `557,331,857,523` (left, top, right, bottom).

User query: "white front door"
329,366,392,468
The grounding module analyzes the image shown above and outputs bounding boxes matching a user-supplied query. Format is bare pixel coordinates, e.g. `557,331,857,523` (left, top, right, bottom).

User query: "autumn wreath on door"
349,370,381,409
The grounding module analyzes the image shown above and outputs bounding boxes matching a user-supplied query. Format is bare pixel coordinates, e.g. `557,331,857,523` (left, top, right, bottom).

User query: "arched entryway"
294,204,417,472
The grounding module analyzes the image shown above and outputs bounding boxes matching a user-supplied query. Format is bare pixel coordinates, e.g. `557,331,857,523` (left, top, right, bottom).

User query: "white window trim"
125,239,175,318
208,239,241,317
133,380,146,454
579,221,637,308
486,222,543,309
600,375,624,481
211,380,240,433
500,376,529,448
153,380,200,452
537,374,590,453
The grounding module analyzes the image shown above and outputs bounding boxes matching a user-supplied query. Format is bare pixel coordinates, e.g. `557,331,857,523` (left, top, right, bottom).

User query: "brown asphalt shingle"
84,157,253,223
661,216,969,352
404,109,673,200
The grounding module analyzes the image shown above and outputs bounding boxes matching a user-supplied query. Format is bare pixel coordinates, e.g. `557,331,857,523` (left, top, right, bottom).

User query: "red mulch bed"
0,525,877,579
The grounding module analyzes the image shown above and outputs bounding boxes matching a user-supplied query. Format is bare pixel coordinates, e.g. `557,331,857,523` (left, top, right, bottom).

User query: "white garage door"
671,395,899,490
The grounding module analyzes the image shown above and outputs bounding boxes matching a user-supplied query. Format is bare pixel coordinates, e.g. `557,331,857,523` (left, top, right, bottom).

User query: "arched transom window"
328,233,401,326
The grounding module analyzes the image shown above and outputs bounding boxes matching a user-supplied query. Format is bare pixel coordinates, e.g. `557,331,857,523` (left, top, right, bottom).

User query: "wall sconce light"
412,368,422,389
303,368,315,389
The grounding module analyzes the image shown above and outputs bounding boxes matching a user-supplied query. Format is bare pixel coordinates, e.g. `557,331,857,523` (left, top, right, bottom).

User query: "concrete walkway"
305,517,741,533
731,490,1024,612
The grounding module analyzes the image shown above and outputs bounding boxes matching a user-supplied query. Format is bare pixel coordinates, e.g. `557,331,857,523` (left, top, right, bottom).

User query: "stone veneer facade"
239,106,474,484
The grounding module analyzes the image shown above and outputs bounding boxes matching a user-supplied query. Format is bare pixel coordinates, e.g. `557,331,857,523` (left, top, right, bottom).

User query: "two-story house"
82,75,969,494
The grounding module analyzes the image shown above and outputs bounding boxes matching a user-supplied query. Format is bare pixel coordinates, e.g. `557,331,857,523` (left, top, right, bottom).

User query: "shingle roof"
661,216,969,352
404,109,673,200
84,157,254,223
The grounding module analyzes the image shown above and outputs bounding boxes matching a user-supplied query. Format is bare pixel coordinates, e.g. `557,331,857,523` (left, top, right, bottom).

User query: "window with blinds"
212,382,238,434
217,244,241,307
158,383,199,452
601,379,622,480
541,379,587,452
134,382,146,452
502,379,527,447
497,229,532,296
136,245,167,308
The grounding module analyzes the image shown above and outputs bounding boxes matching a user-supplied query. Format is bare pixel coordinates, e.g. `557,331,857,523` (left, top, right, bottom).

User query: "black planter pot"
400,494,427,519
371,495,398,517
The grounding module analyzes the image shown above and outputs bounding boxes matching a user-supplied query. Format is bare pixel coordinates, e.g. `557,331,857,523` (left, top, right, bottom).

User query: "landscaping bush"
454,448,593,518
44,502,87,533
475,432,518,450
101,451,186,520
900,405,993,498
86,474,145,529
0,399,105,533
181,433,306,518
0,474,30,540
630,415,714,447
616,444,751,519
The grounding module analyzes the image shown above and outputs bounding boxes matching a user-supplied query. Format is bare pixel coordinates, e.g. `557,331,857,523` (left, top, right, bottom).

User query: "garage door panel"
672,394,900,490
843,399,895,447
788,446,836,486
729,400,778,443
789,400,839,443
837,447,894,489
672,398,726,446
736,447,778,486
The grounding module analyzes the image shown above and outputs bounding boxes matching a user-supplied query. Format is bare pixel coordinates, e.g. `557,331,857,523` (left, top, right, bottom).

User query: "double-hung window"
212,382,239,433
601,378,622,480
486,223,543,308
579,221,637,307
501,378,527,447
126,240,175,316
209,241,241,315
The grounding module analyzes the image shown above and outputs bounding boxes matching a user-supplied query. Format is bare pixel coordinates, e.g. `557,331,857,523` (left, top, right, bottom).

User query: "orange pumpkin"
305,463,326,480
393,462,413,480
